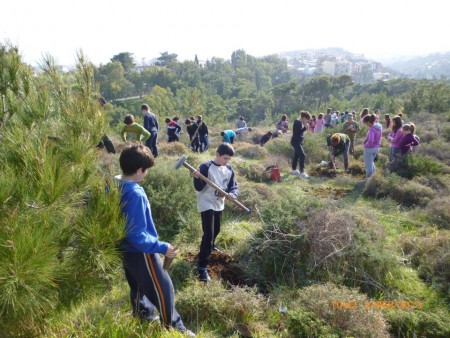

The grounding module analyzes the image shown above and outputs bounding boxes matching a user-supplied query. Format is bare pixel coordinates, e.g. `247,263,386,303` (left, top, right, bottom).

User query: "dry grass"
157,142,188,156
234,142,269,159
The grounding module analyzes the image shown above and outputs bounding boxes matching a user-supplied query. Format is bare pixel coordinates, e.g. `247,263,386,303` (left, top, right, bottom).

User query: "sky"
1,0,449,66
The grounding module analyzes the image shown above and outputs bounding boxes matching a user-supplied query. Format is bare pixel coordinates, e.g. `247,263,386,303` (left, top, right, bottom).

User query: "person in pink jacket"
308,115,317,133
315,113,325,133
363,114,382,178
387,116,404,172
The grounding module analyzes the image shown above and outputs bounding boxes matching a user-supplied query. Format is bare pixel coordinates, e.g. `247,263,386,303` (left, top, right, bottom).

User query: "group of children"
121,105,209,155
114,102,422,336
285,107,419,179
121,105,254,156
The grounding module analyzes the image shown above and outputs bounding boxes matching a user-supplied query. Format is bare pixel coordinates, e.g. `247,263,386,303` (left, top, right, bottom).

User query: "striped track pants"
122,252,185,331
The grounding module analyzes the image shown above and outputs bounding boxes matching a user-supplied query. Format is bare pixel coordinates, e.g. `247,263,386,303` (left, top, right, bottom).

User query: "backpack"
265,165,281,182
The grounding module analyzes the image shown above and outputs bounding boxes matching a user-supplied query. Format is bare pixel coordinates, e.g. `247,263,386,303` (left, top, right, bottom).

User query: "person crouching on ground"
192,143,238,282
290,111,311,178
116,144,194,336
221,129,236,144
327,133,351,176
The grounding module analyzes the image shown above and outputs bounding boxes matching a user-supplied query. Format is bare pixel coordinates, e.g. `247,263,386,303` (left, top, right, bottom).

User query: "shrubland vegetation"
1,43,449,337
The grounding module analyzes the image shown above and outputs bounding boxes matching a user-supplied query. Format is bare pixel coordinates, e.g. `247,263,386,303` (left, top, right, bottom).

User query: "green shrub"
364,173,436,207
401,230,450,297
303,133,330,164
176,281,271,335
236,162,268,183
142,159,198,241
441,123,450,142
265,138,292,157
426,196,450,228
234,142,269,159
396,154,446,179
290,283,390,338
417,139,450,164
363,173,390,198
0,213,60,321
287,308,337,337
236,180,277,215
348,161,366,177
386,307,450,338
391,179,436,207
241,206,396,295
157,142,188,156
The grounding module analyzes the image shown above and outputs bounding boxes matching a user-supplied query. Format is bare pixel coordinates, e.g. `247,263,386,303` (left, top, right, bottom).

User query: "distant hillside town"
40,48,450,83
279,48,392,83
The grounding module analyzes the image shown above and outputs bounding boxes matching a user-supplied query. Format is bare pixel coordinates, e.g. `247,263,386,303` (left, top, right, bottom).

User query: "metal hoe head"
174,155,187,170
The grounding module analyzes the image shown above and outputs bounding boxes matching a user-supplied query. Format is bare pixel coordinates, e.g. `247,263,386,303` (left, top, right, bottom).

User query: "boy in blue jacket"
192,143,238,282
117,144,193,336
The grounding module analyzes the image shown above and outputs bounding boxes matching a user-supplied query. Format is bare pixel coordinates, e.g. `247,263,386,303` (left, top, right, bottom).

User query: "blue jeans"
364,147,379,178
145,131,158,157
199,134,209,153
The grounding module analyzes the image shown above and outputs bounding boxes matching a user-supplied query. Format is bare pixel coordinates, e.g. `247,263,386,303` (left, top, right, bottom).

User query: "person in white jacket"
192,143,238,282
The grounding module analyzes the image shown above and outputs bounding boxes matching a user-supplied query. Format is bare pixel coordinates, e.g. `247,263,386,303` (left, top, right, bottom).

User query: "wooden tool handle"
184,162,250,214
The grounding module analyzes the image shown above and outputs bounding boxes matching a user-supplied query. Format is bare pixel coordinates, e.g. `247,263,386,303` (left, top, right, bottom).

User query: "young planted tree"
0,49,124,336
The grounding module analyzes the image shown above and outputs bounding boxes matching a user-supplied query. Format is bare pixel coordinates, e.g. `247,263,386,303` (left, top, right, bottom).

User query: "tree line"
96,50,450,126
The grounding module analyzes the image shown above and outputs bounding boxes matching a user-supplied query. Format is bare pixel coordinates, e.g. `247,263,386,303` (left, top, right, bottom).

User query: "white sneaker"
299,172,309,178
290,170,301,175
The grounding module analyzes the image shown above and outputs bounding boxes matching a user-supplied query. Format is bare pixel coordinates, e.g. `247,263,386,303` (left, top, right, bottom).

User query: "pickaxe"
174,155,250,214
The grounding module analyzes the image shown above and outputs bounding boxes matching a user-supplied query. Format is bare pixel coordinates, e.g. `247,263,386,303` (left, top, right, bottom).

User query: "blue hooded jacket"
117,176,169,254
